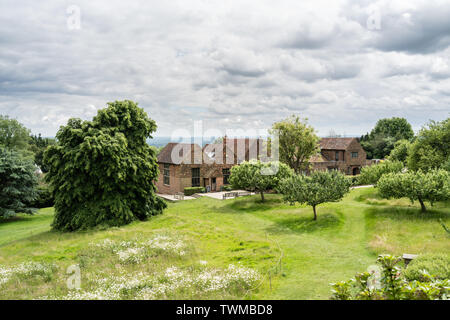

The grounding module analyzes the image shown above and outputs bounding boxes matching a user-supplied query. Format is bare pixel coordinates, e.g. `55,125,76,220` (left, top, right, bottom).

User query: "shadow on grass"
365,206,450,222
226,196,284,213
265,210,344,235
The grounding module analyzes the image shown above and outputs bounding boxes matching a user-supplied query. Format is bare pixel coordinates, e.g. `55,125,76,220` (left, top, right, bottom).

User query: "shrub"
346,175,360,187
221,185,232,191
358,160,404,185
404,254,450,281
277,170,351,220
31,184,54,208
378,169,450,212
331,254,450,300
43,100,166,231
184,187,205,196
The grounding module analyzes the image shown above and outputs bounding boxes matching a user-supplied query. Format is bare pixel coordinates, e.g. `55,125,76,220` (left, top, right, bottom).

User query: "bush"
221,185,232,191
184,187,205,196
404,254,450,281
358,160,404,185
331,254,450,300
346,175,360,187
31,184,54,208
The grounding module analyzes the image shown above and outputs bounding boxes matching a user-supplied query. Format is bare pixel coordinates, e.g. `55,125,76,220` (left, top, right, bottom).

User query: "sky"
1,0,449,138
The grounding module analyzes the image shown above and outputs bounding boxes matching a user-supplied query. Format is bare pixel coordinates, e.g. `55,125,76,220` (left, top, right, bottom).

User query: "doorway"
211,177,216,191
352,167,360,175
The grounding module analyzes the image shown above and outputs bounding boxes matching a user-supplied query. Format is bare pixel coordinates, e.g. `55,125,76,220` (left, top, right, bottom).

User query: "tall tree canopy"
360,117,414,159
407,118,450,172
269,115,319,173
0,148,38,218
44,100,166,231
0,115,31,151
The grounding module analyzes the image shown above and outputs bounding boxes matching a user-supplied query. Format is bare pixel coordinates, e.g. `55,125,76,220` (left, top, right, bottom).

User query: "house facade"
155,138,262,194
310,137,368,175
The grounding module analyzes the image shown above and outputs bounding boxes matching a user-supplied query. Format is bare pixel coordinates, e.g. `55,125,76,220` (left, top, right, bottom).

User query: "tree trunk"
312,205,317,220
260,190,265,202
418,197,426,212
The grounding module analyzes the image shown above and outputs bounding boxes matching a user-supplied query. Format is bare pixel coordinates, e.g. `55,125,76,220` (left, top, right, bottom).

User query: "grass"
0,187,448,300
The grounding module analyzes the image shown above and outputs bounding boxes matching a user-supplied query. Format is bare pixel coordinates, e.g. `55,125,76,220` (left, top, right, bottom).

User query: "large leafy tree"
387,139,411,164
361,117,414,159
0,115,31,151
378,169,450,212
407,118,450,172
0,148,38,218
44,100,166,231
277,170,351,220
269,115,319,173
29,134,56,173
229,160,293,202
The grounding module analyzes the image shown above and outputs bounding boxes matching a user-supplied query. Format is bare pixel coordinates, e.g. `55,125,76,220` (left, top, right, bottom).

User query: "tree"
0,148,38,218
29,134,56,173
229,160,293,202
360,117,414,159
387,139,411,164
0,115,31,151
277,170,351,220
358,160,404,185
407,118,450,172
378,169,450,212
44,100,166,231
269,115,319,173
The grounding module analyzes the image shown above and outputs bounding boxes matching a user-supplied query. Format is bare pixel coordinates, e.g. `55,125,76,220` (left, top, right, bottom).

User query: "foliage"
0,148,38,218
404,254,450,282
331,254,449,300
387,139,411,164
277,170,351,220
30,184,54,208
358,160,403,185
407,118,450,172
0,115,31,151
346,175,361,187
378,169,450,212
184,187,206,196
29,134,56,173
43,100,166,231
269,115,320,173
229,160,293,202
221,185,233,191
360,117,414,159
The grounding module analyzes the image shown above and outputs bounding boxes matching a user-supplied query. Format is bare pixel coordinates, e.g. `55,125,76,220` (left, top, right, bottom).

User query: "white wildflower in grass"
46,263,261,300
90,235,187,265
199,260,208,265
0,262,56,286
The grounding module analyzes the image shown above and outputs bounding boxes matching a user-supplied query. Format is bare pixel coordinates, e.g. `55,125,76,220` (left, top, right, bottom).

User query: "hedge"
184,187,205,196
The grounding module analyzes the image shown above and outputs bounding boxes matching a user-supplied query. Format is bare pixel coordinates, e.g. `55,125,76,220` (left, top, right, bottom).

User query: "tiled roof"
157,143,209,164
319,137,356,150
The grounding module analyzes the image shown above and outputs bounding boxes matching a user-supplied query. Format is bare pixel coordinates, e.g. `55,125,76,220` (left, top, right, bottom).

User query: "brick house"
310,137,367,175
155,137,262,194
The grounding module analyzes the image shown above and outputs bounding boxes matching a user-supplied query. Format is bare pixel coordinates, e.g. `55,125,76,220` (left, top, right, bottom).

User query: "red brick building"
155,137,262,194
309,137,368,175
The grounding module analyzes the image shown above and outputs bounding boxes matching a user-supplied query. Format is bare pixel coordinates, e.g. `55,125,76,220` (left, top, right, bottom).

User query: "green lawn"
0,187,448,300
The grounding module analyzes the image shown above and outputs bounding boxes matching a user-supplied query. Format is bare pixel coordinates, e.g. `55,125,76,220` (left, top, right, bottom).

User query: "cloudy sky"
1,0,449,138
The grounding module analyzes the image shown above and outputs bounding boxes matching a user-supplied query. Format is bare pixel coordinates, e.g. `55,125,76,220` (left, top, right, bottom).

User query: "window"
192,168,200,187
335,151,339,161
351,152,358,158
222,168,230,185
163,163,170,185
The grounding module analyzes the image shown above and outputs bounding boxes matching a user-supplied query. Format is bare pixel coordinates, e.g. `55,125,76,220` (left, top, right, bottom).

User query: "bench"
223,192,239,199
237,191,252,197
174,192,185,200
